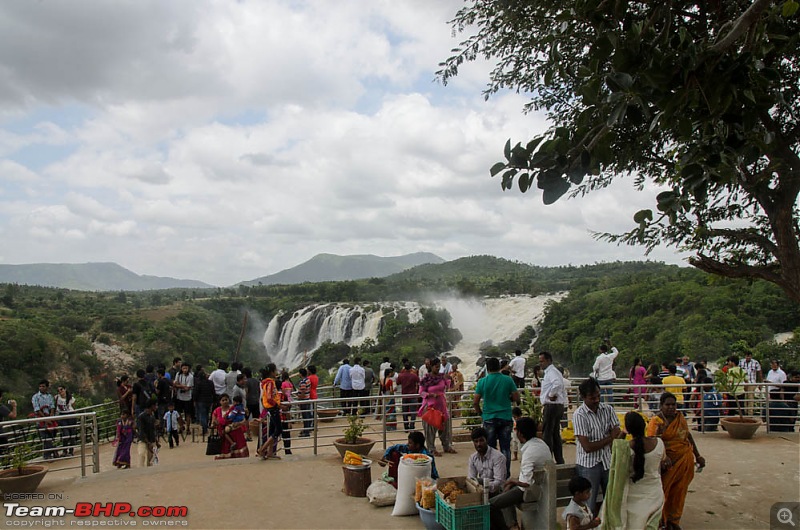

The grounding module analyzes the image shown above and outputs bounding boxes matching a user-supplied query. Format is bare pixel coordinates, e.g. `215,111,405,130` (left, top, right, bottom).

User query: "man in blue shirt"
333,359,353,415
378,431,438,486
32,379,57,459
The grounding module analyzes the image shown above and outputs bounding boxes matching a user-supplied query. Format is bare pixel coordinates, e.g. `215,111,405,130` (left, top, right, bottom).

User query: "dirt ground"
2,425,798,530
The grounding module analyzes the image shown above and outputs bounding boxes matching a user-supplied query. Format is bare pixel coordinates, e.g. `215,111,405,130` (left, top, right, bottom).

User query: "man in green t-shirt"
473,357,520,477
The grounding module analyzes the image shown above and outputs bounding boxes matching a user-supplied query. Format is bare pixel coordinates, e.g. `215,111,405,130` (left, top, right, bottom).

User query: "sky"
0,0,688,287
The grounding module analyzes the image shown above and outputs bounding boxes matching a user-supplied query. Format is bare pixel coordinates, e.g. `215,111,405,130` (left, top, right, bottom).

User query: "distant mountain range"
239,252,445,286
0,263,213,291
0,252,446,291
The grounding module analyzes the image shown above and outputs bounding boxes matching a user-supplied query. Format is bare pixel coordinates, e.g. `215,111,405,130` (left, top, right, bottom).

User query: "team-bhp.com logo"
5,502,188,524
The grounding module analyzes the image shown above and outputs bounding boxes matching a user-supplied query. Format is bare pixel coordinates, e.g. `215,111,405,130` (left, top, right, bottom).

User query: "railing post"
91,412,99,473
699,382,705,433
765,383,771,433
79,414,87,477
382,394,387,451
312,400,318,456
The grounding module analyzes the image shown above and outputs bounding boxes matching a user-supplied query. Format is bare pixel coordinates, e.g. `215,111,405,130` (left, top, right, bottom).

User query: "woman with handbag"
210,394,250,459
417,357,456,457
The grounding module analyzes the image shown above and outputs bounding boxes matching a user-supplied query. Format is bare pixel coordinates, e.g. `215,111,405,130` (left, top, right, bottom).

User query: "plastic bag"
415,477,434,504
420,407,444,431
367,480,397,507
421,483,437,510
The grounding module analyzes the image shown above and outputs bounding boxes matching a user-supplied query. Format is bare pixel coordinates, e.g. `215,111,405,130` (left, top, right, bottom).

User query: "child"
163,402,183,449
112,410,134,468
224,395,247,450
510,407,522,461
563,476,600,530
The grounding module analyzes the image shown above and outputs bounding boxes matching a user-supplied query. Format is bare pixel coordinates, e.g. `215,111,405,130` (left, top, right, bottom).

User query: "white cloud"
0,0,688,285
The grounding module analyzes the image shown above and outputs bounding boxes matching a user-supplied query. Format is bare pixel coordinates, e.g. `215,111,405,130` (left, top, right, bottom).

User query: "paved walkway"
3,425,798,529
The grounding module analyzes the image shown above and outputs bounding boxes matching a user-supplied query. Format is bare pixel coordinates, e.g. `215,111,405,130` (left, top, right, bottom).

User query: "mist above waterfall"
434,294,565,378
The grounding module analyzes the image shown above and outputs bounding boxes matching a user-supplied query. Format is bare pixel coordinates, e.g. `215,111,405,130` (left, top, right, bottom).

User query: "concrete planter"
333,437,376,459
0,465,48,494
720,417,761,439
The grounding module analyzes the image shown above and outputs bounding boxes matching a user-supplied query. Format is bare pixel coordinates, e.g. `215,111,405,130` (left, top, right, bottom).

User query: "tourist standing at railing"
296,368,312,437
538,351,567,464
243,367,261,424
55,385,77,457
363,360,375,415
194,370,215,436
307,365,319,401
419,357,456,456
116,375,133,416
32,379,58,460
662,366,686,411
450,363,464,392
573,377,624,517
210,361,228,408
474,357,520,478
441,355,453,376
530,365,542,397
628,358,647,410
333,358,353,415
397,361,419,432
350,357,366,415
0,388,17,455
766,359,786,401
382,366,398,431
738,352,762,416
645,364,663,412
257,363,282,460
509,350,526,388
592,340,619,403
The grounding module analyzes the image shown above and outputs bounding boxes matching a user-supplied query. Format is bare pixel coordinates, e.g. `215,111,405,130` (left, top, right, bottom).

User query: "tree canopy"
438,0,800,302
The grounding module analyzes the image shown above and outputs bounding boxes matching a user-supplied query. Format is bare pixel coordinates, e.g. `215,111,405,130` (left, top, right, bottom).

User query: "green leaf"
607,102,628,126
783,0,799,17
633,209,653,224
504,139,512,161
490,162,507,177
509,143,530,167
538,172,571,205
518,173,531,193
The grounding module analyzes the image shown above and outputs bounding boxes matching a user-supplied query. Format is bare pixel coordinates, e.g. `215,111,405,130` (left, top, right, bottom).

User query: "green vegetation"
535,266,800,374
1,258,797,413
439,1,800,302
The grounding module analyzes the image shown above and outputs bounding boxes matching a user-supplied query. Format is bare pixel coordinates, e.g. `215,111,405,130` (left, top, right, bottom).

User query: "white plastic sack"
391,456,431,516
367,480,397,507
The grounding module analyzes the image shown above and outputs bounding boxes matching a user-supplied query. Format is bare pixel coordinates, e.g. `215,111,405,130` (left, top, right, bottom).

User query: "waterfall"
263,295,563,373
435,294,565,380
263,302,423,370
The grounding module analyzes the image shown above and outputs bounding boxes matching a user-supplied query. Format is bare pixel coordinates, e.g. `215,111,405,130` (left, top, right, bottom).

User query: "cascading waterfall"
263,302,423,369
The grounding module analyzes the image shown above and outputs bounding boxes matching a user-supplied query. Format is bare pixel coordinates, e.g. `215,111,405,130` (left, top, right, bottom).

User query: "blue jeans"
483,418,513,477
576,462,609,515
195,402,210,435
597,379,615,404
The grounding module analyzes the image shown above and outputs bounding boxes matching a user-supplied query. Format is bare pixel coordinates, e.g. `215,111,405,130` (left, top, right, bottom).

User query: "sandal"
444,448,458,454
433,450,443,457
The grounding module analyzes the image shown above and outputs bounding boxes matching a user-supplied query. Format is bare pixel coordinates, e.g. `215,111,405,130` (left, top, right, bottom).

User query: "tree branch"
688,254,782,284
704,227,780,258
709,0,773,54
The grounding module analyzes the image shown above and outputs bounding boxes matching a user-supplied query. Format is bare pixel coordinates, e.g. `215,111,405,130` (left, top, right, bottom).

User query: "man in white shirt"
509,350,526,388
210,361,228,407
488,417,553,530
440,355,453,376
538,351,567,464
350,357,366,415
592,340,619,403
417,357,431,380
467,426,507,496
766,359,787,399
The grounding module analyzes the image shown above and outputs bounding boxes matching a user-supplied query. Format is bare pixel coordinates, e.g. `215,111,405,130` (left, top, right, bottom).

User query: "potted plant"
519,389,544,429
0,444,49,494
452,394,482,443
714,368,761,439
333,415,375,458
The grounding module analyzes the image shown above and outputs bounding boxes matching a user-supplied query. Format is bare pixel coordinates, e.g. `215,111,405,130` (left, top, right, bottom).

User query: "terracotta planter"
0,465,48,494
720,417,761,440
318,409,341,423
333,437,376,459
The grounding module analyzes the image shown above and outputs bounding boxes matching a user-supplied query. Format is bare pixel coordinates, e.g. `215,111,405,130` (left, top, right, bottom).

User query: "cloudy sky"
0,0,687,287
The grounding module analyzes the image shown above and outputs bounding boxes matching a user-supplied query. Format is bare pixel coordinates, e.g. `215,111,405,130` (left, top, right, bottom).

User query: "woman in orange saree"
646,392,705,530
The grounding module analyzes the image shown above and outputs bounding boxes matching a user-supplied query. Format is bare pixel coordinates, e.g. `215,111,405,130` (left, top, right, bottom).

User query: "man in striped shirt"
572,377,624,516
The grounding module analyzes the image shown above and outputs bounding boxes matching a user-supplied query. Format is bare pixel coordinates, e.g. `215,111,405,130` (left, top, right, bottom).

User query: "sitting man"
467,426,507,497
378,430,438,487
489,417,553,530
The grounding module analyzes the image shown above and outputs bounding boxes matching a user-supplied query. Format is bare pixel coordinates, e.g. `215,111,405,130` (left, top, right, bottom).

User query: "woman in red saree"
210,394,250,459
645,392,705,530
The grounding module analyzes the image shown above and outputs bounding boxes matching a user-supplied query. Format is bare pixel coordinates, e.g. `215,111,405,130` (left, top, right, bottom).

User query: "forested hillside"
536,266,800,375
